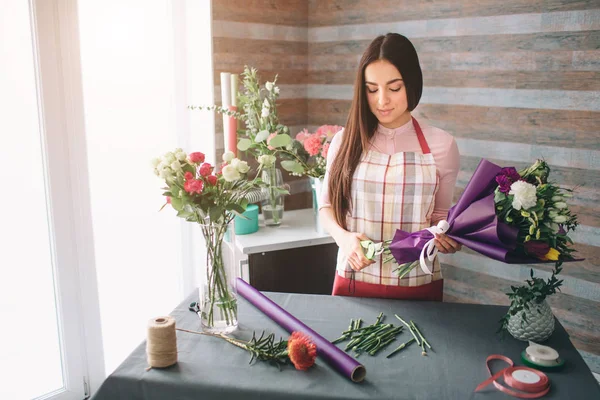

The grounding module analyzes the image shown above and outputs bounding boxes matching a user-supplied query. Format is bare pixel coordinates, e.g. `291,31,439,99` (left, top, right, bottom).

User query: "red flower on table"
287,331,317,371
199,162,213,177
207,175,218,186
184,179,204,194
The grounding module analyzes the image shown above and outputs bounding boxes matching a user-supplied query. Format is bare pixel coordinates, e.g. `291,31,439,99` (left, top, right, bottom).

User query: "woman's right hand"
339,231,376,272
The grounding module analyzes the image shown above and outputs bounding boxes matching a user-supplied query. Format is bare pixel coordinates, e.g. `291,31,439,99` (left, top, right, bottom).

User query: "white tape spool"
525,342,560,367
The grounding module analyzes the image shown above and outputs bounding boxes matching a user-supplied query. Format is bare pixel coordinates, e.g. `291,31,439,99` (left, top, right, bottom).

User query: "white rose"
151,158,161,168
170,161,182,171
222,151,235,163
509,181,537,211
258,154,276,168
164,152,176,163
265,81,274,91
231,158,250,173
261,107,270,118
176,151,187,161
157,162,168,172
222,164,241,182
159,168,172,179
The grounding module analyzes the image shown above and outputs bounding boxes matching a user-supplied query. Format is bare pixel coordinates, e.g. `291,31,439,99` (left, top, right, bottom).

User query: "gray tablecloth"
92,291,599,400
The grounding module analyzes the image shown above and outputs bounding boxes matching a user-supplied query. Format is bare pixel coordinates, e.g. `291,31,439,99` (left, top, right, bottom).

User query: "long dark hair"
328,33,423,229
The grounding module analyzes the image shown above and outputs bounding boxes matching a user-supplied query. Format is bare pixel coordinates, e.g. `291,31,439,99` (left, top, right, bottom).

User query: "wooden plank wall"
211,0,312,210
307,1,600,372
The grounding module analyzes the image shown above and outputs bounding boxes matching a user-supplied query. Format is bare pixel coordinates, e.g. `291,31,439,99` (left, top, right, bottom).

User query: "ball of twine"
146,316,177,370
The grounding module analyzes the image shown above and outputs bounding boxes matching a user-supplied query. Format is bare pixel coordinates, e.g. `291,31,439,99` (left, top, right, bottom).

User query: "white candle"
230,74,239,107
220,72,231,108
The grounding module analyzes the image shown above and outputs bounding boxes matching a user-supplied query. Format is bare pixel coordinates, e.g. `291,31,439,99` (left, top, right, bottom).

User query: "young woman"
319,33,461,301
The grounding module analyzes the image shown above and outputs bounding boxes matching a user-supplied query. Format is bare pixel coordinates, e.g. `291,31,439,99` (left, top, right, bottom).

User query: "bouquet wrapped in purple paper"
362,158,578,274
360,158,580,330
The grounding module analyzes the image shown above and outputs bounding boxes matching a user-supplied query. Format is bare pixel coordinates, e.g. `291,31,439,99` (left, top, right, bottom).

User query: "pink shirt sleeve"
318,128,344,209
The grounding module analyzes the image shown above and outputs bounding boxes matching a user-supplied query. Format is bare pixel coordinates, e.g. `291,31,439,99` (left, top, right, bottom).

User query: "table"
234,209,338,294
92,291,600,400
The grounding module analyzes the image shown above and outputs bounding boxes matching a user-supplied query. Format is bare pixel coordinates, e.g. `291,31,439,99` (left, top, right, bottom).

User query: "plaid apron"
332,118,442,298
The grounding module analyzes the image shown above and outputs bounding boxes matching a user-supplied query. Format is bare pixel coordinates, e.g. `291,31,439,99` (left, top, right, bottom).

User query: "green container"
234,204,259,235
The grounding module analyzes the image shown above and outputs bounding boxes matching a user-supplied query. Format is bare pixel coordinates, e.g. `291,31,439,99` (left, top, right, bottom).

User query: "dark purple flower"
500,167,521,182
524,241,551,258
558,225,566,235
495,174,512,194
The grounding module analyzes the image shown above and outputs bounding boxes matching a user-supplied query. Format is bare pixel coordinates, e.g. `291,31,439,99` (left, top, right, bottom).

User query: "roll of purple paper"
236,278,366,382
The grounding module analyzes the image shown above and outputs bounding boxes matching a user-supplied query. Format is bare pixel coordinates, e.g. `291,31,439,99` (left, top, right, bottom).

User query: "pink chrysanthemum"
303,134,323,156
287,332,317,371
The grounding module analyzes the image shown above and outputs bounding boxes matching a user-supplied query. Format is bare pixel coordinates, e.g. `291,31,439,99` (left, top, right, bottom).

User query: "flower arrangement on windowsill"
190,66,294,226
152,148,264,333
281,125,344,179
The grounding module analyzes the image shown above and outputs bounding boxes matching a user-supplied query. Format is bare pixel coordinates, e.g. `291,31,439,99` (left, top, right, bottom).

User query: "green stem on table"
386,338,416,359
395,315,420,346
410,321,432,350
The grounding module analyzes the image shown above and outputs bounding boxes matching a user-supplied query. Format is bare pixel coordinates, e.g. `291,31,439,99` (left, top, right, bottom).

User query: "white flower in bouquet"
274,86,280,94
170,160,182,171
258,154,276,168
509,180,537,210
261,98,270,118
231,158,250,174
554,201,567,209
553,215,568,223
151,158,161,168
164,152,176,163
222,151,235,163
176,151,187,161
265,81,274,91
222,164,241,182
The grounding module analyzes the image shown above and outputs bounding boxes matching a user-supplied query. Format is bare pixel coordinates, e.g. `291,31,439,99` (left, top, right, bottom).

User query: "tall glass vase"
198,222,238,334
261,166,285,227
310,176,327,234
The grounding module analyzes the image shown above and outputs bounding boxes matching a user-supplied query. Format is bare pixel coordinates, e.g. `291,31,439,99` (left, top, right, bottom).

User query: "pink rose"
184,171,194,181
207,175,218,186
321,142,330,159
303,134,322,156
267,133,278,150
184,179,204,194
189,152,205,164
199,162,213,177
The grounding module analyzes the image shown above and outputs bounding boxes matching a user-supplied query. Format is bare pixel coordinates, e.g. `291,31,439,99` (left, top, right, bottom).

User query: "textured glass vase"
198,222,238,334
261,166,285,227
310,176,326,234
507,300,555,342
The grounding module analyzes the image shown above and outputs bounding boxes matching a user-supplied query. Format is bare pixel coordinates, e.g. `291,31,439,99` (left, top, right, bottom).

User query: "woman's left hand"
434,233,462,254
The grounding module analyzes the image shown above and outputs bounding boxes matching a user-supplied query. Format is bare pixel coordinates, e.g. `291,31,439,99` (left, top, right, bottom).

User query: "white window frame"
32,0,105,397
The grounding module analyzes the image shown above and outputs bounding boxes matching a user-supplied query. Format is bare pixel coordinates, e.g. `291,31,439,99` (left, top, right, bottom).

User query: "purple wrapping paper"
236,278,366,383
389,158,553,265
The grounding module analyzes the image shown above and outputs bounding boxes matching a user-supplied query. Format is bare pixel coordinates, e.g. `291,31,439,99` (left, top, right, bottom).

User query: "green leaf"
170,196,184,212
255,129,270,143
226,203,246,214
280,159,305,174
267,133,291,148
209,206,224,223
237,138,252,151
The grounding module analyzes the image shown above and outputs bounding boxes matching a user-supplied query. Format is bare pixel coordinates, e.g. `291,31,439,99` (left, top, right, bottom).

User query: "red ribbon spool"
475,355,550,398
